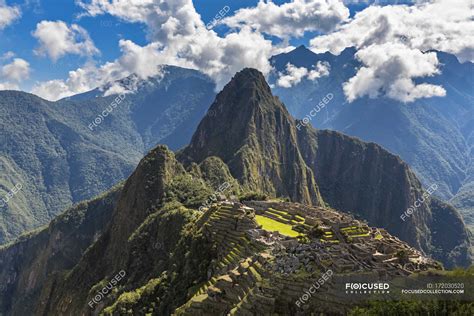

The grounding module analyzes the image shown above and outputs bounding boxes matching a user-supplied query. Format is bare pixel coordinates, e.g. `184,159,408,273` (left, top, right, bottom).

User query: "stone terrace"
173,200,442,315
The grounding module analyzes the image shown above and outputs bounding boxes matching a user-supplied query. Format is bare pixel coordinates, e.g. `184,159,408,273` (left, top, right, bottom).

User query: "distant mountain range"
270,46,474,231
0,47,471,255
0,66,215,244
0,68,470,315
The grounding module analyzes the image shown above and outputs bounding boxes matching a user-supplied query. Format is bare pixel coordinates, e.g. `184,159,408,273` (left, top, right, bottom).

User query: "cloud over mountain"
310,0,474,63
308,0,472,102
33,0,275,100
222,0,350,38
32,20,99,62
26,0,471,103
277,61,330,88
343,43,446,102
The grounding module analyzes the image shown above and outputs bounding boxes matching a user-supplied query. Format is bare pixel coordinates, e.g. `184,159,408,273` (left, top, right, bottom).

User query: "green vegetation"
196,156,240,195
163,174,213,209
294,215,305,222
102,278,162,315
341,226,370,239
255,215,301,237
0,67,215,244
268,208,288,216
275,47,474,238
0,66,472,316
101,203,215,315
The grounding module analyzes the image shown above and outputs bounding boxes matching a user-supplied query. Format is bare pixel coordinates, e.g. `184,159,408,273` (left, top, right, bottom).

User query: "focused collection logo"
345,282,390,294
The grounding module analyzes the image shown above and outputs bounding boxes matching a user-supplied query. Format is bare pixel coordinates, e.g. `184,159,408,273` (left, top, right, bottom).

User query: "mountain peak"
295,44,312,52
189,67,283,134
234,67,266,80
225,67,273,97
178,67,288,163
178,68,323,206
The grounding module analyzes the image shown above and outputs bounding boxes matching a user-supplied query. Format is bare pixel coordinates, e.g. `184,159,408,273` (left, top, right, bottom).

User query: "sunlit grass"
255,215,301,237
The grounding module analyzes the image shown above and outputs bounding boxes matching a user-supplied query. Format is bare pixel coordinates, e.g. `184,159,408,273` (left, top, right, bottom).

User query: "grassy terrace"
267,208,305,222
341,226,370,237
255,215,301,237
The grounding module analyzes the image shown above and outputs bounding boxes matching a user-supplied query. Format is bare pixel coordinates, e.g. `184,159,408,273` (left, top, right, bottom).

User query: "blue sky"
2,0,147,88
0,0,377,91
0,0,470,102
1,1,256,81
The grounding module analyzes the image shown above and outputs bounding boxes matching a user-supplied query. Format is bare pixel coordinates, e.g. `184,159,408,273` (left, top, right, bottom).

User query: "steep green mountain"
180,68,470,267
0,91,140,245
178,69,323,206
0,185,122,314
0,68,470,315
0,66,215,244
297,128,469,266
270,46,474,232
0,145,445,316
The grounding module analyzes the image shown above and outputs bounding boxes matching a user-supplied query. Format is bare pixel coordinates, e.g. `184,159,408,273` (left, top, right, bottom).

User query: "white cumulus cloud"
1,58,30,82
32,59,125,101
310,0,474,63
309,0,471,102
0,57,30,91
34,0,276,100
0,0,20,29
277,61,330,88
32,0,463,105
343,43,446,102
222,0,350,39
32,20,99,61
277,64,309,88
308,61,331,80
0,82,19,90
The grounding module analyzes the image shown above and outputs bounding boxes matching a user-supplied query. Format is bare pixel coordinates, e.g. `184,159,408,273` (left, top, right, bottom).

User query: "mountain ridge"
0,68,471,315
270,45,474,232
0,66,216,244
180,68,470,267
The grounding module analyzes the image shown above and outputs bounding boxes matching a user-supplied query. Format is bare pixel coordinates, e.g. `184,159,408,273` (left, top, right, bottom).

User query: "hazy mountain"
270,46,474,231
67,65,216,151
0,66,215,244
1,68,471,315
